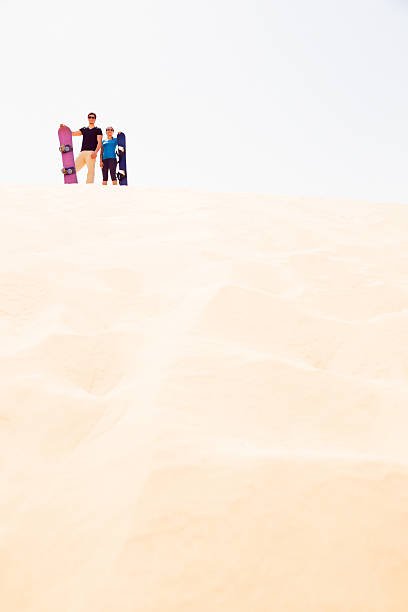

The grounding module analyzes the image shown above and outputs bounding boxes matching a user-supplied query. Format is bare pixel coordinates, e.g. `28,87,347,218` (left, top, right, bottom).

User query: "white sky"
1,0,408,201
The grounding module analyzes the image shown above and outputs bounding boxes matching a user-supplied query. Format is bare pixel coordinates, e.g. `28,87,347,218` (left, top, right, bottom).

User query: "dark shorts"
102,157,117,181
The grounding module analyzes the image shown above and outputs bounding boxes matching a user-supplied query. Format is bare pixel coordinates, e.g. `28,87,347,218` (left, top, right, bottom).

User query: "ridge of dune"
1,186,408,611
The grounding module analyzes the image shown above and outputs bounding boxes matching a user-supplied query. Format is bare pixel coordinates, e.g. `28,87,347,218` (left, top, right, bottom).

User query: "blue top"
102,137,117,160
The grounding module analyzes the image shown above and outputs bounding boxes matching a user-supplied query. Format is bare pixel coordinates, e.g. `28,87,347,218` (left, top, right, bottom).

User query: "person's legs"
108,158,118,185
85,151,96,184
75,151,87,174
102,160,109,185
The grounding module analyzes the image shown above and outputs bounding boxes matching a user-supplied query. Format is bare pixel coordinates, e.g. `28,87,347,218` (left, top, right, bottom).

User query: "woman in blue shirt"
100,127,120,185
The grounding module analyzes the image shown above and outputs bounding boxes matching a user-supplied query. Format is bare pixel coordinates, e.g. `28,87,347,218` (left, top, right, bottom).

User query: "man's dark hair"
88,112,97,118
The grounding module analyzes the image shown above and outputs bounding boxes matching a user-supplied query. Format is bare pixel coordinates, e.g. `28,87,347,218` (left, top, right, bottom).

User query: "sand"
0,185,408,611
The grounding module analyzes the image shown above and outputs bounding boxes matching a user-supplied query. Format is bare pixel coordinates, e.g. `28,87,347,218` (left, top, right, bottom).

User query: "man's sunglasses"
88,115,96,119
106,128,114,131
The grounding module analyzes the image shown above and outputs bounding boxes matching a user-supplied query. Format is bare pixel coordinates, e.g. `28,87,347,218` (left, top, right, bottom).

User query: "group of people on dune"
60,113,121,185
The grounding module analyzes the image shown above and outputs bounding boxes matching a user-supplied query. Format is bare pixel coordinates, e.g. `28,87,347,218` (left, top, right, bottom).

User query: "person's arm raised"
60,124,82,136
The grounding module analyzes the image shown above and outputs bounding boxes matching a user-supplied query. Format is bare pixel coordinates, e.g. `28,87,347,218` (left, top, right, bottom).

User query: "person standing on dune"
100,126,119,186
60,113,102,184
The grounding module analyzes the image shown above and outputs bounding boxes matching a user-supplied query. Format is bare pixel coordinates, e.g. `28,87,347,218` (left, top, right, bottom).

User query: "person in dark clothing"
60,113,102,183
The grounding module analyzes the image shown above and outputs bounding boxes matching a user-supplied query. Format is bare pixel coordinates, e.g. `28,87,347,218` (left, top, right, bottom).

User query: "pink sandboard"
58,126,77,184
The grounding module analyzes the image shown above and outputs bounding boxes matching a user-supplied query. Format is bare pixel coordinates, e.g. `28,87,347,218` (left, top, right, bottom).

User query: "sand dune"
1,186,408,611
